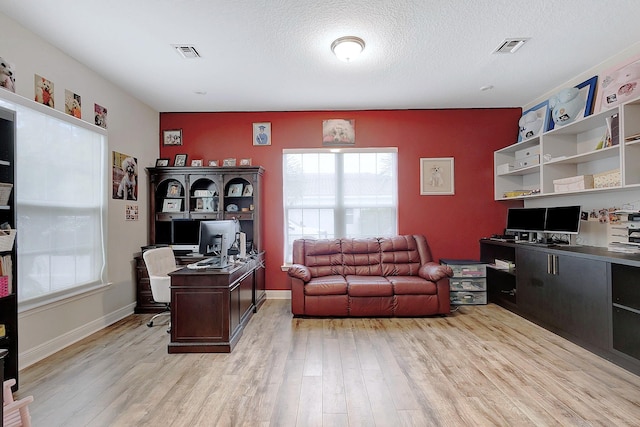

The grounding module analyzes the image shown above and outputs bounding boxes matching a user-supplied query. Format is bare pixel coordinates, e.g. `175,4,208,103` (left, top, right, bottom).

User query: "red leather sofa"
287,235,453,317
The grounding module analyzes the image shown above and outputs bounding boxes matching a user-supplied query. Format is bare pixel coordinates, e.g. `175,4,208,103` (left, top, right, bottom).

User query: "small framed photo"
518,100,550,142
223,158,236,167
155,158,170,167
242,184,254,196
240,158,252,166
163,129,183,146
208,160,219,166
166,180,182,197
162,199,182,212
595,54,640,113
174,154,187,167
191,159,203,167
420,157,455,195
547,76,598,131
228,183,243,197
253,122,271,146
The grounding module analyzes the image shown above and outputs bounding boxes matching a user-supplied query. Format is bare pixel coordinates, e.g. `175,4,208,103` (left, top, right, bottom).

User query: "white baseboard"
19,302,136,370
266,290,291,299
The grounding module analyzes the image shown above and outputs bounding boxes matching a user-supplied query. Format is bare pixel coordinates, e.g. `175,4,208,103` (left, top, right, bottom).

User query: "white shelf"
495,95,640,200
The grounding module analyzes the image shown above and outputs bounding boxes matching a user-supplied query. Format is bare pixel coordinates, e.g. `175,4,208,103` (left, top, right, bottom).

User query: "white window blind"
283,148,397,263
0,93,107,306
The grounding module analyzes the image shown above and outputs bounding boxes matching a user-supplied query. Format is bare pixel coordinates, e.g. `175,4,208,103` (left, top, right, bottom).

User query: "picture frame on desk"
163,199,182,212
174,154,187,167
228,183,243,197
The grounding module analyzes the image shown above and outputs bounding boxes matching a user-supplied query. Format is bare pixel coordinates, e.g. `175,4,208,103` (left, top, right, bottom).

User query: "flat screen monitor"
505,208,546,232
544,205,581,234
171,219,201,252
198,220,240,256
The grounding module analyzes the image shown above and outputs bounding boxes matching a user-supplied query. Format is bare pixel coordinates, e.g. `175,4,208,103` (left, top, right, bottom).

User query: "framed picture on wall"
253,122,271,146
420,157,455,195
164,129,183,146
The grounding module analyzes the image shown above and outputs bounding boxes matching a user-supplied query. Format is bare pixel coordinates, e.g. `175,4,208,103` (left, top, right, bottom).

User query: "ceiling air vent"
172,45,201,59
493,38,529,54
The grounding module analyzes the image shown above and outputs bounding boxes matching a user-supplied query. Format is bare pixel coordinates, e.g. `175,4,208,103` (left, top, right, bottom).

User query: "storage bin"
513,154,540,169
444,263,486,277
0,183,12,205
515,145,540,159
450,291,487,305
594,169,621,188
0,230,16,251
553,175,594,192
449,278,487,291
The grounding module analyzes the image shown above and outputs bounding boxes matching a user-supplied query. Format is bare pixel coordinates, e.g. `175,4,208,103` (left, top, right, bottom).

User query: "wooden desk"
168,253,264,353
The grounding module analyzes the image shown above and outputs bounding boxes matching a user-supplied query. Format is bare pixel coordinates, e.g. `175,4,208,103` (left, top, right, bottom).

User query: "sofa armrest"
287,264,311,282
418,262,453,282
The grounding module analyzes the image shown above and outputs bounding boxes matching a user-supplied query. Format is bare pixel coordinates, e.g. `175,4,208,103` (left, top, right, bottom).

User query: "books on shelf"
0,254,12,296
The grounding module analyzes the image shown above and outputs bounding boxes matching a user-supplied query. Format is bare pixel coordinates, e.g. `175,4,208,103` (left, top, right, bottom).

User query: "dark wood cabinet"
480,239,640,375
147,166,263,252
516,248,608,350
168,254,264,353
0,107,17,389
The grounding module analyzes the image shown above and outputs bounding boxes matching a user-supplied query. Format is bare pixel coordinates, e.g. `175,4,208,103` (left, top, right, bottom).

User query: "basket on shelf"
0,229,16,252
0,182,12,205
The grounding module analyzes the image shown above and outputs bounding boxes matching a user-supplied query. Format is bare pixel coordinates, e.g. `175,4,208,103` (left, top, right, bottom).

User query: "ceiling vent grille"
493,38,529,54
172,45,201,59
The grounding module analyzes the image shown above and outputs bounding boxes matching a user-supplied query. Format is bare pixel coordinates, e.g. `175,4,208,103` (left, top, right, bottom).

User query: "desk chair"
3,379,34,427
142,247,177,330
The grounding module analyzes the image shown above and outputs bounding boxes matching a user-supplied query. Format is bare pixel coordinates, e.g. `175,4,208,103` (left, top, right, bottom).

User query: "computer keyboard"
186,257,217,269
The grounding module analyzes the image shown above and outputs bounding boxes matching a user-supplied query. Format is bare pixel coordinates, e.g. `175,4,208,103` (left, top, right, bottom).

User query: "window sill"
18,282,113,314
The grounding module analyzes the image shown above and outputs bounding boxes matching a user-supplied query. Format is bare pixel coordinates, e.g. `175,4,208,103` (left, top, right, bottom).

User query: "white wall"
0,13,158,369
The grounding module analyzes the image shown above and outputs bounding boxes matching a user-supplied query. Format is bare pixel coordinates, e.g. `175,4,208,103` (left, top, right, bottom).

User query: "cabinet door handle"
547,254,553,275
552,255,558,275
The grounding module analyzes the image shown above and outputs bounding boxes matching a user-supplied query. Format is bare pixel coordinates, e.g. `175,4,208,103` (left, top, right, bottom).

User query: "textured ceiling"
2,0,640,112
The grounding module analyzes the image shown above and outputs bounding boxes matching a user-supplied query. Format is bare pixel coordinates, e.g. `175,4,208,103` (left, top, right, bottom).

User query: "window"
0,95,107,306
283,148,397,263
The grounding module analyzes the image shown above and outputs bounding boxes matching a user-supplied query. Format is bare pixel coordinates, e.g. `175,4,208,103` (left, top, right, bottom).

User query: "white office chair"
142,247,177,330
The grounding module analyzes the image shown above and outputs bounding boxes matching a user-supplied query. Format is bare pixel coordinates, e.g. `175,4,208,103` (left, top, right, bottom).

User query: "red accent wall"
160,109,523,290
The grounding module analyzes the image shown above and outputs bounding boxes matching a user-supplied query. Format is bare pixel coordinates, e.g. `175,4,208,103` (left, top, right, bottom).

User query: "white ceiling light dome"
331,36,365,62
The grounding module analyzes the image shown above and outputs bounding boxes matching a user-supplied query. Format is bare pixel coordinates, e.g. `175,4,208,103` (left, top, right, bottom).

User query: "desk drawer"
450,291,487,305
450,278,486,291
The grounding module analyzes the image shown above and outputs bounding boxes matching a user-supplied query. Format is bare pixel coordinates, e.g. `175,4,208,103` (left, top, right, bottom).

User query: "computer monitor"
505,208,546,232
171,219,201,252
544,205,581,234
198,220,240,257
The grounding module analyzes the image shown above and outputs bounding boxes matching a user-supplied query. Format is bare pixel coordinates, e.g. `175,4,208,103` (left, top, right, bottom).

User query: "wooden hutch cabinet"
135,166,265,314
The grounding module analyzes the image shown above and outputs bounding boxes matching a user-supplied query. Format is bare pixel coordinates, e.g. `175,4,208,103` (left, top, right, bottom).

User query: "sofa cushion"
380,235,422,276
342,238,383,276
304,275,348,296
295,239,345,278
387,276,437,295
346,275,393,297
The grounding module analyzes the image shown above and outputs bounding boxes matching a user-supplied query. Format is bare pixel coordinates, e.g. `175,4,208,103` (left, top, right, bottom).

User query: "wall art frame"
420,157,455,195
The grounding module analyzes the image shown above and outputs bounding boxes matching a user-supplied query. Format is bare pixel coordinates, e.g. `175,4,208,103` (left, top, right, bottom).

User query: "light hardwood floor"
15,300,640,426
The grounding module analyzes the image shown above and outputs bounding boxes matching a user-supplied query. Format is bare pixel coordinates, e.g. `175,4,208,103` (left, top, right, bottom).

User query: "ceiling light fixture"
331,36,365,62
